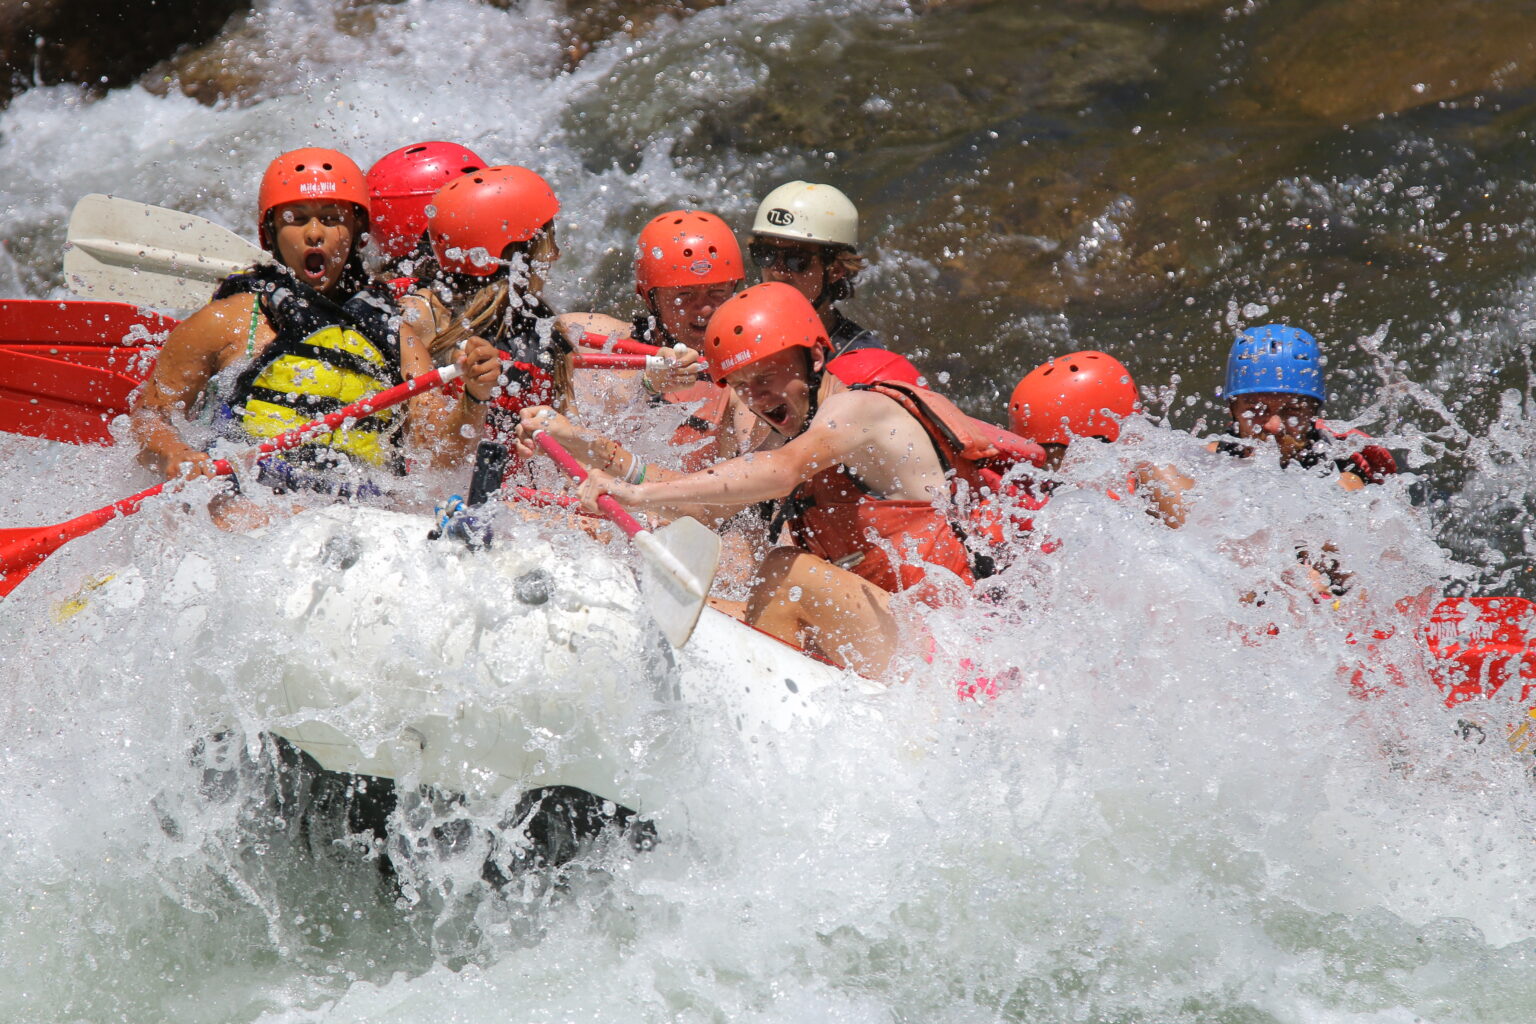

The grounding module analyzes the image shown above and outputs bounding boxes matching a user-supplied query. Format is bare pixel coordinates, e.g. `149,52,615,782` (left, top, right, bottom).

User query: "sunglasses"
749,243,818,274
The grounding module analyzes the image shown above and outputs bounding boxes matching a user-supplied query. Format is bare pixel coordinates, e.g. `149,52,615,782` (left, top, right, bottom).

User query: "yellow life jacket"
219,265,404,472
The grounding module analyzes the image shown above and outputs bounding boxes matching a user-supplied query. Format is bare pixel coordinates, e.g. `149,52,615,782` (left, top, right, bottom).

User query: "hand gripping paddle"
533,431,718,648
0,364,462,598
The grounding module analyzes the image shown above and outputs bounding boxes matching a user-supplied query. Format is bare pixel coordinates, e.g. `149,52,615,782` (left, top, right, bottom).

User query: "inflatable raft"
55,505,855,817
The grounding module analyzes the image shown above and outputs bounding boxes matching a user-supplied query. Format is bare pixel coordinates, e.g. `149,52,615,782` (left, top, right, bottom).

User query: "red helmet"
257,148,369,247
703,282,828,385
428,166,559,277
366,141,486,262
635,210,743,299
1009,351,1139,445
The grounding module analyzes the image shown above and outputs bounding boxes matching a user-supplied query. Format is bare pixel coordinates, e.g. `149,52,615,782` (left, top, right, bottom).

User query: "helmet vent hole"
407,146,426,154
322,163,333,170
733,325,744,335
682,247,694,257
1068,363,1080,373
294,164,306,171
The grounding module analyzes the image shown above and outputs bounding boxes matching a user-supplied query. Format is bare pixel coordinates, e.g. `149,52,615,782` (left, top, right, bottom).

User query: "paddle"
64,194,269,310
0,364,462,599
572,352,683,371
532,430,719,648
0,309,681,444
0,298,176,363
0,349,142,445
575,331,663,356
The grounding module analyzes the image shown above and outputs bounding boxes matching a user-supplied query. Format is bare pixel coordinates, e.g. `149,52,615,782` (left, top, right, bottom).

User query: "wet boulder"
0,0,249,107
1249,0,1536,123
685,6,1165,158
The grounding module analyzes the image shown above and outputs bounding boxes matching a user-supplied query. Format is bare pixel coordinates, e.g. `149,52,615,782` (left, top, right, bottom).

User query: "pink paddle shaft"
576,331,661,356
532,431,646,539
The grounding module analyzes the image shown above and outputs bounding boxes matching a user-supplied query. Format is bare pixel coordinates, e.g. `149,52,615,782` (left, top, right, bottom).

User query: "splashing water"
5,1,1536,1022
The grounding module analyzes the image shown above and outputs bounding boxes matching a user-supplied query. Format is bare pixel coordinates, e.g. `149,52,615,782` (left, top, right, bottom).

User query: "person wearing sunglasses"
747,181,923,387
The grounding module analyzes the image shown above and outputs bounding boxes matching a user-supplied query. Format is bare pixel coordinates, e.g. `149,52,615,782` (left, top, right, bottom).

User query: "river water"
3,0,1536,1021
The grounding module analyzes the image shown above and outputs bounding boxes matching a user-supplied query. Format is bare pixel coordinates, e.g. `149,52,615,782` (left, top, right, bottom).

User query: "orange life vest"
777,381,1008,601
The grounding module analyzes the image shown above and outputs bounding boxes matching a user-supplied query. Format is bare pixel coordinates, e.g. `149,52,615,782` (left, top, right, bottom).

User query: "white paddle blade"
64,194,268,310
636,516,721,648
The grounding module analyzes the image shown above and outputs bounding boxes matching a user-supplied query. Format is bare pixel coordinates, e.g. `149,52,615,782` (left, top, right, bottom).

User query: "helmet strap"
797,347,826,438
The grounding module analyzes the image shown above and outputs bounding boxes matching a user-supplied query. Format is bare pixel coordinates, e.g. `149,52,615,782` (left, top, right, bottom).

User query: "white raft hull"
157,506,853,814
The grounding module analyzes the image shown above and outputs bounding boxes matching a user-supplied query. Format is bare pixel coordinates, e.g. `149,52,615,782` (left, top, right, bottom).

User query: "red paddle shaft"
531,430,711,601
576,331,661,356
571,353,671,371
532,431,649,538
0,364,462,598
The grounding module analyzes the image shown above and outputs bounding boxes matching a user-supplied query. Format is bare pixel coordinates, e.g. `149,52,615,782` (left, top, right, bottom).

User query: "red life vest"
827,348,922,387
386,276,417,301
657,380,733,474
779,381,1010,601
1313,419,1398,484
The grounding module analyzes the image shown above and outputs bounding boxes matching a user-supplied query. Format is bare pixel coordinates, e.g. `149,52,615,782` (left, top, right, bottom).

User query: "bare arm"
1133,461,1195,529
556,311,631,342
398,293,500,468
580,390,920,522
130,293,267,479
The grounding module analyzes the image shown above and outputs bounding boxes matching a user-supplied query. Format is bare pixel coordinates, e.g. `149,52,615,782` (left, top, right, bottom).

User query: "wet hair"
425,241,574,410
827,245,864,303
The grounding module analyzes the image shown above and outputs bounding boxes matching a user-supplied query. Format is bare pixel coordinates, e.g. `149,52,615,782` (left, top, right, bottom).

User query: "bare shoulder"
815,387,926,436
166,293,257,357
816,387,904,421
556,311,631,341
397,290,438,328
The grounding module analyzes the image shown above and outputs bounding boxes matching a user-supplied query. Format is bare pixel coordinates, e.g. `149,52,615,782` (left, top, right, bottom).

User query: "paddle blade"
65,194,268,310
637,516,721,648
0,298,175,383
0,349,140,444
0,524,76,598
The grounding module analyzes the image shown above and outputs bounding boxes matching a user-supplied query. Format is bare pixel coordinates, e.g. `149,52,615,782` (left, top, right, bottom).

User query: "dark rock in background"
0,0,250,107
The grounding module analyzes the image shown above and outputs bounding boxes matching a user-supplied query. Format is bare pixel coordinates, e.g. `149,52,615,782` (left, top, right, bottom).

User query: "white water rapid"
4,1,1536,1021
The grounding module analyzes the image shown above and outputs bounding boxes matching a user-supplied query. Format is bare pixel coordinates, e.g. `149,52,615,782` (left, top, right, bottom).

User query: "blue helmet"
1224,324,1326,402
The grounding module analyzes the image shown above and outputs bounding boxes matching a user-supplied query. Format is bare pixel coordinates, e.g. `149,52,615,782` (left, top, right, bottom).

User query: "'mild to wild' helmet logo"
689,259,713,276
299,181,338,196
766,208,795,227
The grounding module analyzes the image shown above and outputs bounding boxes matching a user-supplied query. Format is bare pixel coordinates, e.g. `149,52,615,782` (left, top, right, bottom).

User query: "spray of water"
5,1,1536,1021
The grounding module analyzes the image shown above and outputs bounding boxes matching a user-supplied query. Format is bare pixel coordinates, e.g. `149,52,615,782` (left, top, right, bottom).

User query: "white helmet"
751,181,858,248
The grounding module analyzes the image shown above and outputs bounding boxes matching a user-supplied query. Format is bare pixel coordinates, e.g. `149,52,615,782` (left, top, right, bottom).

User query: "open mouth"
303,250,327,277
761,403,791,431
